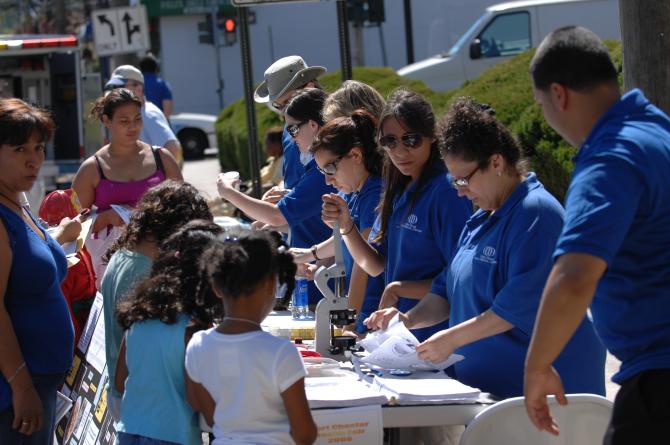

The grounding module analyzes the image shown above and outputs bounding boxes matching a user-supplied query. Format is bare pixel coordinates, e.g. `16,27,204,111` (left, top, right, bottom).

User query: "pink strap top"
93,147,167,212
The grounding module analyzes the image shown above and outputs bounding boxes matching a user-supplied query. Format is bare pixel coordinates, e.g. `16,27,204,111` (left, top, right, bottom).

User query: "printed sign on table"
312,404,383,445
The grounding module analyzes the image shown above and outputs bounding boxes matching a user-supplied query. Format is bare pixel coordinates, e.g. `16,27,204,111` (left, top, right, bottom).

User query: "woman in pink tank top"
72,88,182,235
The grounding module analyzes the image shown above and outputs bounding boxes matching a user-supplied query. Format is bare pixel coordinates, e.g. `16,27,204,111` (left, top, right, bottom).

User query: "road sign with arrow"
92,5,149,56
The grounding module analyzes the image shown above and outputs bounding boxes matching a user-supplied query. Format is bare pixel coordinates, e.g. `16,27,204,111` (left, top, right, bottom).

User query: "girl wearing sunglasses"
322,89,472,342
292,109,385,335
217,89,335,306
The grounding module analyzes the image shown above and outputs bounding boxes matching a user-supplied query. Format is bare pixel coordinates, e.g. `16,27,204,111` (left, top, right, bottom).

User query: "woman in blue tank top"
0,99,82,444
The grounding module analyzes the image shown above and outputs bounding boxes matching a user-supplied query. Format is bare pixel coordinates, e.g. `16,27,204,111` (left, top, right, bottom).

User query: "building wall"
160,0,496,115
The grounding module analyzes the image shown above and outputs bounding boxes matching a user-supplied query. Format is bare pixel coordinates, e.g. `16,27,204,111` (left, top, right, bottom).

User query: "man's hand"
296,263,318,280
524,365,567,436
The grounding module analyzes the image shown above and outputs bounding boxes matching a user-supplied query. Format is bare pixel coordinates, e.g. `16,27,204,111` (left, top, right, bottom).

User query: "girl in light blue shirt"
114,220,223,445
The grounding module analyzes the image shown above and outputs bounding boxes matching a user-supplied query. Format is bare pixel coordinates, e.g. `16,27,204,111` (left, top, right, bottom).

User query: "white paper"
85,310,107,374
306,376,387,409
312,404,383,445
78,292,104,354
109,204,132,224
55,391,74,423
373,376,480,404
360,315,464,371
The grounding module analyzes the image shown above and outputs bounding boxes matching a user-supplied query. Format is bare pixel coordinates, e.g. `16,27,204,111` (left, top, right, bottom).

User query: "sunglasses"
287,121,308,138
379,132,424,151
452,164,481,188
316,156,344,176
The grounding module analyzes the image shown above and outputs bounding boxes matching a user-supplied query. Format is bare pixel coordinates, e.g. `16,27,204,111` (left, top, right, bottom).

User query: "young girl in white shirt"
185,229,317,445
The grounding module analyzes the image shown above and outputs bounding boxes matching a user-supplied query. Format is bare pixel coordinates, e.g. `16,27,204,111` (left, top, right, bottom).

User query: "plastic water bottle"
292,279,309,320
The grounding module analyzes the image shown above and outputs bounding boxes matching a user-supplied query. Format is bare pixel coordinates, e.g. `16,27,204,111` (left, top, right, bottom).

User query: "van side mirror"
470,39,482,59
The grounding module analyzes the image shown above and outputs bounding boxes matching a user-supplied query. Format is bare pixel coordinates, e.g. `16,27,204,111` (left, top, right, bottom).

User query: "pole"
336,0,353,82
238,6,262,198
403,0,415,65
211,2,224,110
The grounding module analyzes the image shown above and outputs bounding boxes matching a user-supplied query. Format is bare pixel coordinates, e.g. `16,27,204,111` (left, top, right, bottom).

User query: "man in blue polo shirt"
524,26,670,444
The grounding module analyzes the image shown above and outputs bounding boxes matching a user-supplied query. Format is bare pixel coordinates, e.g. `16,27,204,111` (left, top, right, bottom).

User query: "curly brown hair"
440,97,527,174
117,220,223,336
104,180,212,262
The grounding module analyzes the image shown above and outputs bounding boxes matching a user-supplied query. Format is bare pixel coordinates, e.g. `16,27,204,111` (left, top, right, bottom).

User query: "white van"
398,0,620,92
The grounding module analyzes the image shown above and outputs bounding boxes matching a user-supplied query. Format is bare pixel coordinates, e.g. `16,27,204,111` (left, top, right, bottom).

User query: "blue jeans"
117,432,181,445
0,373,65,445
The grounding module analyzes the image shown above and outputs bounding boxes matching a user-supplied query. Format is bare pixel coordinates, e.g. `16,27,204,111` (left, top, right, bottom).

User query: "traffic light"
198,17,213,44
347,0,385,26
217,11,238,46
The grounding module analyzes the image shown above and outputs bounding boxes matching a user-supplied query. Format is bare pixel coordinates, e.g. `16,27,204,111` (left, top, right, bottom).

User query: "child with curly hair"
100,180,212,421
185,230,317,445
114,219,222,445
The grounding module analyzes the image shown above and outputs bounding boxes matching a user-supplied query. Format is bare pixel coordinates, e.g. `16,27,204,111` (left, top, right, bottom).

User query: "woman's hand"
53,216,82,245
416,330,458,364
92,209,125,233
379,281,403,309
295,263,318,281
321,194,354,232
289,247,313,264
216,173,241,199
11,382,43,436
262,186,290,204
364,307,408,331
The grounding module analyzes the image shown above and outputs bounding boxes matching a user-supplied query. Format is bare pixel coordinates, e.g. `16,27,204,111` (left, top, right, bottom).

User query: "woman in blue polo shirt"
369,98,606,398
322,89,472,342
292,109,385,334
217,89,334,305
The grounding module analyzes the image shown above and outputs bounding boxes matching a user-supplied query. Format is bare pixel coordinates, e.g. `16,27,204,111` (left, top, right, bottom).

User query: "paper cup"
223,171,240,190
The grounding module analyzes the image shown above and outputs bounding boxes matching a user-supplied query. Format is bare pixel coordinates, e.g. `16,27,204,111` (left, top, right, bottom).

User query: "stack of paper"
306,376,388,409
373,376,480,405
359,315,464,371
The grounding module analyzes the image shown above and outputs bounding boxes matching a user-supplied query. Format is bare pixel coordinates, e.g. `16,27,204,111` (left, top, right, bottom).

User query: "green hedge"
216,41,622,200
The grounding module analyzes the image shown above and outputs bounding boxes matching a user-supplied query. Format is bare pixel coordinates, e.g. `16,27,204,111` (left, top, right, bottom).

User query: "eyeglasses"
316,156,344,176
379,132,424,151
452,164,481,188
287,121,308,138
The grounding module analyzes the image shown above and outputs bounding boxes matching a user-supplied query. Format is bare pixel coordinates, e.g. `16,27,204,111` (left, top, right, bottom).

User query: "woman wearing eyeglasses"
217,89,335,306
322,89,472,342
291,109,385,335
367,97,606,399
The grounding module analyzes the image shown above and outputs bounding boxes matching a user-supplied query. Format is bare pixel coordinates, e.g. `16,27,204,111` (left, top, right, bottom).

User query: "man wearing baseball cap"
254,56,326,194
106,65,183,166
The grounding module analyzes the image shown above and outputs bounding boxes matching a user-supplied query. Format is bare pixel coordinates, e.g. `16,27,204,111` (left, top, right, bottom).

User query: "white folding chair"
459,394,613,445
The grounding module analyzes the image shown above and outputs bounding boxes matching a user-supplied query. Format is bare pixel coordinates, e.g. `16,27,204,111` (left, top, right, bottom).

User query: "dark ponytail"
200,229,297,305
311,108,383,176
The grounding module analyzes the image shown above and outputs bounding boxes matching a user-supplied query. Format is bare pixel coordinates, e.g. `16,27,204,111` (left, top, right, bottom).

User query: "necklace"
0,190,24,212
223,316,262,328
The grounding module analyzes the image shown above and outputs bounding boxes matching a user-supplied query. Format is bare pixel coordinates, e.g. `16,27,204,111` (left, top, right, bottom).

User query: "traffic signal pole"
211,1,224,110
238,6,262,198
336,0,353,82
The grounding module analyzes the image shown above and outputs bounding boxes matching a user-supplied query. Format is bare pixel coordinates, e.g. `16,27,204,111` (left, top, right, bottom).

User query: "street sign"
92,5,150,56
231,0,319,5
